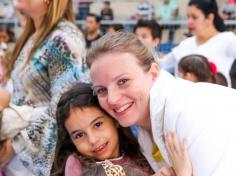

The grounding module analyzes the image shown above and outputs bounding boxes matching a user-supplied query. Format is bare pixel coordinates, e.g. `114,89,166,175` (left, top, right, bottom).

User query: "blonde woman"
0,0,88,175
87,32,236,176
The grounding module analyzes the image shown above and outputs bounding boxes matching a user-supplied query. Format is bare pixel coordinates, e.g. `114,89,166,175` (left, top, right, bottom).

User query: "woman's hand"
152,166,175,176
165,132,192,176
0,139,15,168
0,87,10,108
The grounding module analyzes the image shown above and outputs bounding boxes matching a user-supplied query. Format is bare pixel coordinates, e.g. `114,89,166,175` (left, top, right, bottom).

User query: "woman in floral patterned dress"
0,0,89,175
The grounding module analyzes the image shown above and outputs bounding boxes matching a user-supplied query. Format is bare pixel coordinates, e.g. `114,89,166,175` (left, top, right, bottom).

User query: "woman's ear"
149,63,159,81
153,38,160,48
207,13,214,25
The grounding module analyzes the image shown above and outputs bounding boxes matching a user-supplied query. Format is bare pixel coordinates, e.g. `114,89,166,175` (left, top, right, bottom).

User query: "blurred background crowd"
1,0,236,48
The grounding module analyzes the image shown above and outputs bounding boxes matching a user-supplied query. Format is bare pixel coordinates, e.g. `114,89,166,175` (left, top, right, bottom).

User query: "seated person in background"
156,0,178,21
133,19,162,49
178,54,227,86
221,0,236,20
85,13,102,48
106,23,124,33
156,0,179,43
100,1,114,20
135,0,154,20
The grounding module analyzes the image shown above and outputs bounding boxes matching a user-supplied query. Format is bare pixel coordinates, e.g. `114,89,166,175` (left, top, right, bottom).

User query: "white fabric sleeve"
159,52,176,73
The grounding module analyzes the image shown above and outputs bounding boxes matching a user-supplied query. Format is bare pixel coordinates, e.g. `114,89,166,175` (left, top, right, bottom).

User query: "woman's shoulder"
65,154,83,176
172,36,196,55
178,36,196,47
42,20,86,60
216,31,236,40
48,20,85,45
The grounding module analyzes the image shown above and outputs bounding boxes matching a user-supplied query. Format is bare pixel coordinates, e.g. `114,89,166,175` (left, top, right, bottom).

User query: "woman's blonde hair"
86,32,158,72
6,0,75,78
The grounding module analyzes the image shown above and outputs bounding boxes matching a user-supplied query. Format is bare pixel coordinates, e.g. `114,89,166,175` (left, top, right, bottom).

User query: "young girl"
53,83,155,176
178,54,216,83
178,54,228,87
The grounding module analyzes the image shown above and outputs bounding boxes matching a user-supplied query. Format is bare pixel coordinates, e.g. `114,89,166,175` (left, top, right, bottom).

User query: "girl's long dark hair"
188,0,225,32
52,83,146,176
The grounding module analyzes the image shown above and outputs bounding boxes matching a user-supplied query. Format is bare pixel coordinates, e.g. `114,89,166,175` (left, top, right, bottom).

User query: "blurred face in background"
13,0,48,19
135,27,160,48
86,16,100,34
187,5,212,36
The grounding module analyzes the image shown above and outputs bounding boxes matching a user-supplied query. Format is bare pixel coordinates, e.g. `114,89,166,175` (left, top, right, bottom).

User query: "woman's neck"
33,15,45,33
137,114,152,132
196,28,219,45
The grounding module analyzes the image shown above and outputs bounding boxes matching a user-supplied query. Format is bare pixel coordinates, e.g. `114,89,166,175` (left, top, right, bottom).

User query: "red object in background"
208,61,217,75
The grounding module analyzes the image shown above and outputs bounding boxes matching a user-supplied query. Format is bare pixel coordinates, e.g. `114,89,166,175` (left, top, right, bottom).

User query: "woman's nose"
107,88,121,106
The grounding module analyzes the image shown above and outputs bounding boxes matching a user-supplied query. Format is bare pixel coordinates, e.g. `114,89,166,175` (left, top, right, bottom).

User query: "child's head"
54,83,143,175
56,83,120,160
178,54,215,83
133,19,162,48
106,24,124,33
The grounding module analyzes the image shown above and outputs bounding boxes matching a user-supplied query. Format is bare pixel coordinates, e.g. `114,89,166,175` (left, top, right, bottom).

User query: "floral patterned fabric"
9,20,89,176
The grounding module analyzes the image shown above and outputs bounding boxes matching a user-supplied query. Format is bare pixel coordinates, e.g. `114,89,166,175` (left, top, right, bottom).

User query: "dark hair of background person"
104,1,110,6
215,72,228,86
87,13,101,23
188,0,225,32
178,54,216,83
52,83,149,176
108,23,124,32
133,19,162,40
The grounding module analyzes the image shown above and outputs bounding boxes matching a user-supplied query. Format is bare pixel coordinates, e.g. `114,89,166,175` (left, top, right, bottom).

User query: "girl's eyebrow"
90,116,104,125
70,116,105,136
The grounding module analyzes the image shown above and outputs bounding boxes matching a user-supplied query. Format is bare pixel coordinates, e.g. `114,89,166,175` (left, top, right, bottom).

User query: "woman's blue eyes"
93,78,129,96
96,87,107,95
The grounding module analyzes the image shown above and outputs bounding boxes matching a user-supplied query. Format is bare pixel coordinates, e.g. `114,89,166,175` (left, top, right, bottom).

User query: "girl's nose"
87,132,99,146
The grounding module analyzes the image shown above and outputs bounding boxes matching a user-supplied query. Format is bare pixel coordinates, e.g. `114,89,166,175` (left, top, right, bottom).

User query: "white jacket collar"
149,70,176,164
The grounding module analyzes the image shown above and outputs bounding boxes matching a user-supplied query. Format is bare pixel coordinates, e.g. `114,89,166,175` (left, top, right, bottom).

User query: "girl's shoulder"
64,154,83,176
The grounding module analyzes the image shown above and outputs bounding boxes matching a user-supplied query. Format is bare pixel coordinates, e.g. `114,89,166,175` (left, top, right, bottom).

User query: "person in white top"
87,31,236,176
160,0,236,87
